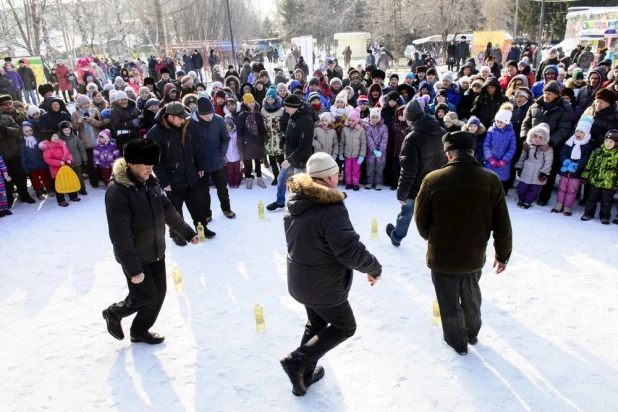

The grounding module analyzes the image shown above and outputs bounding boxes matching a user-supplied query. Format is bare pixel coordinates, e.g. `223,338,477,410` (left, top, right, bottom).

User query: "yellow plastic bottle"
254,303,266,332
172,267,183,293
196,222,206,243
258,200,265,219
432,298,441,325
371,218,378,239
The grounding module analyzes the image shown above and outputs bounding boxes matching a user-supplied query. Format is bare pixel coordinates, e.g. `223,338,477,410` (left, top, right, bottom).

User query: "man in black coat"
102,139,199,344
280,152,382,396
188,96,235,224
386,97,447,246
192,49,204,82
456,36,470,71
17,60,38,105
520,81,573,205
414,132,512,355
267,95,314,211
147,102,213,245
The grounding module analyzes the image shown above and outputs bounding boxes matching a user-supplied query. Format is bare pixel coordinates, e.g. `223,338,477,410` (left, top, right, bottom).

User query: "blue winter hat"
288,80,303,92
101,109,112,119
467,116,481,128
405,72,414,80
177,70,186,76
265,85,278,100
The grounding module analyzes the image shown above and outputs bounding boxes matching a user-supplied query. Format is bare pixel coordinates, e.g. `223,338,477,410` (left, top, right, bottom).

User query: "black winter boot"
280,355,307,396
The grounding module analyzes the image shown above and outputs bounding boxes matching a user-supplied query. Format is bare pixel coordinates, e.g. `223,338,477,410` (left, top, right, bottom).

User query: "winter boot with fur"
246,178,253,189
256,177,267,188
280,355,308,396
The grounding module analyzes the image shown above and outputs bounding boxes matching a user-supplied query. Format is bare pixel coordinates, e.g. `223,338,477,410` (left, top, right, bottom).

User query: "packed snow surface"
2,179,618,411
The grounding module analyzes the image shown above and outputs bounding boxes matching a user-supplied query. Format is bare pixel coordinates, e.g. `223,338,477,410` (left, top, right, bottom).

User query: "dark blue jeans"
390,199,416,243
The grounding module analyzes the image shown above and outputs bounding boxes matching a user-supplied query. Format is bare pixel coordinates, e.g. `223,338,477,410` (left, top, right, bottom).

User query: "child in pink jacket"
40,130,79,207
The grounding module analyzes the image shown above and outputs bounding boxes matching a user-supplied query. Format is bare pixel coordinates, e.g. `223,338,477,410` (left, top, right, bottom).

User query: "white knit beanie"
115,91,128,100
27,105,41,116
495,109,512,124
307,152,339,179
370,107,381,118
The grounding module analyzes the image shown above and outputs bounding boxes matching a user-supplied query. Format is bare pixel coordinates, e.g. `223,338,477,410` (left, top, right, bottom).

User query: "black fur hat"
123,139,160,165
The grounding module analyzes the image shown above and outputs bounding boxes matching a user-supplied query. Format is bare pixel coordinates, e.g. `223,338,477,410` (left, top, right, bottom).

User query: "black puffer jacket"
284,174,382,308
471,77,509,129
105,158,197,277
521,96,573,146
147,107,202,189
284,102,314,169
111,99,141,146
583,103,618,148
0,113,21,159
397,114,448,201
38,98,71,132
576,68,606,112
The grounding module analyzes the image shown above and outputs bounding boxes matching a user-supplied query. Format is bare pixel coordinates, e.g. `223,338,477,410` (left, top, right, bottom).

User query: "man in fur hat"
102,139,199,345
279,152,382,396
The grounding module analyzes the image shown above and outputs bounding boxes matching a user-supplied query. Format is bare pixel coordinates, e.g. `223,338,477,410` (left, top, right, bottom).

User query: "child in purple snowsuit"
93,130,120,186
484,103,516,193
364,107,389,190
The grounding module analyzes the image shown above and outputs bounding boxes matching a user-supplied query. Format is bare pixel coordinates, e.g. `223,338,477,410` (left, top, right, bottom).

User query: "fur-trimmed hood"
111,158,158,188
224,75,241,91
565,78,586,89
286,173,346,216
461,122,487,135
526,123,551,146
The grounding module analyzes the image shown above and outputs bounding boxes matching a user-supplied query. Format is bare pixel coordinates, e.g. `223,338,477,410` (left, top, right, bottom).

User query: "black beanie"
404,99,424,122
283,94,303,108
427,68,437,76
43,130,57,141
506,60,518,68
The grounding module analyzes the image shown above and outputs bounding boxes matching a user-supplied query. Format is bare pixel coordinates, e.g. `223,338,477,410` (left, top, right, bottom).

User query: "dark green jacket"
582,146,618,189
414,155,512,275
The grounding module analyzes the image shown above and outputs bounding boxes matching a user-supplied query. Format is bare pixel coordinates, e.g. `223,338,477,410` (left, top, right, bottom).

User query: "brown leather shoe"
223,210,236,219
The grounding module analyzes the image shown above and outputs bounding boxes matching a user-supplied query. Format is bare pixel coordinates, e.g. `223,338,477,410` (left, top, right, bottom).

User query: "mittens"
66,159,73,166
560,165,568,173
373,150,382,158
563,159,572,167
3,173,11,182
488,158,498,168
357,156,364,165
538,173,547,182
332,153,337,160
498,160,507,167
338,155,344,161
568,162,578,173
132,118,142,128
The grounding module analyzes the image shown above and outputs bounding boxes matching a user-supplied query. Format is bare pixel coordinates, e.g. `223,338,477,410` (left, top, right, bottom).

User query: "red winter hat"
357,95,369,105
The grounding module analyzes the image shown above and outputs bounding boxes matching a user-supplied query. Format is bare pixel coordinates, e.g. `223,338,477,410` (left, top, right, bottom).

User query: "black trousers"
585,185,614,219
108,260,167,337
165,183,205,228
269,154,284,181
52,177,77,203
537,146,562,203
61,89,74,102
432,270,482,351
243,159,262,178
291,300,357,371
4,156,30,206
198,167,230,217
85,148,101,187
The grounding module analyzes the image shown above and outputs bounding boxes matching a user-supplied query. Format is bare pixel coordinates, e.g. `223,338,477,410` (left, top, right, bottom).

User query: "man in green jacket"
414,131,513,355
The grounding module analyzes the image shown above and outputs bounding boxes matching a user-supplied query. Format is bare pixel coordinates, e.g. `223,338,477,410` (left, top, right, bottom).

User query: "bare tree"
5,0,49,55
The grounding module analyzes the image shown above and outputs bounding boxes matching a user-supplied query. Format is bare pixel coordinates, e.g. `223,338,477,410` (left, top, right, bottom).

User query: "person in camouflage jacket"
581,130,618,223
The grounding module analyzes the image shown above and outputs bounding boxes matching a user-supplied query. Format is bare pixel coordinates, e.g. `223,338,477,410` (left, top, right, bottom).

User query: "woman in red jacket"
55,62,74,103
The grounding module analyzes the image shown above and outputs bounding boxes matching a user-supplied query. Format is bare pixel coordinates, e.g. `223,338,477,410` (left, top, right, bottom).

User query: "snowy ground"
2,170,618,412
